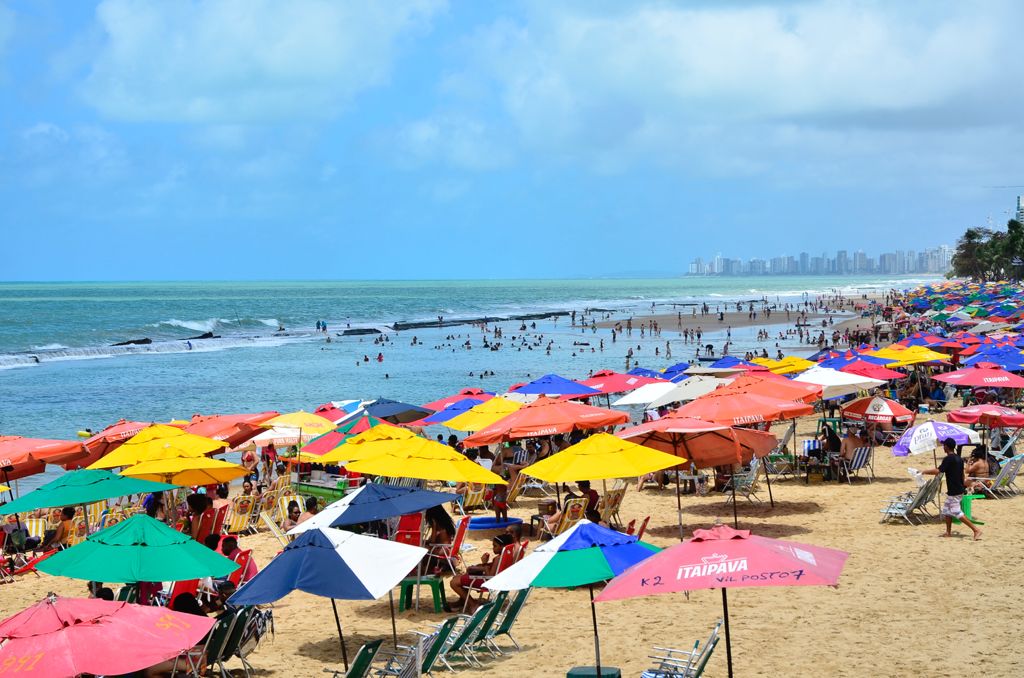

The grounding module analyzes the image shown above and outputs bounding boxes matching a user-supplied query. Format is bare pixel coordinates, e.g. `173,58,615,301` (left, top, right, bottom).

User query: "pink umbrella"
933,367,1024,388
947,404,1024,428
0,595,215,677
596,525,849,678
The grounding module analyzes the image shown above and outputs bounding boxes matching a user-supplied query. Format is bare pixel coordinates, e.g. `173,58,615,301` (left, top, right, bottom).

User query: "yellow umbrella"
250,410,336,447
869,345,948,367
751,356,816,375
342,438,506,484
519,432,683,482
0,484,9,493
88,425,227,470
313,425,418,464
120,457,248,486
444,397,523,432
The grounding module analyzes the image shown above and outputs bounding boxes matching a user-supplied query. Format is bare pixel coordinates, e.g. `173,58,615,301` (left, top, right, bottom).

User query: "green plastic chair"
211,606,255,677
115,583,138,603
487,588,531,651
341,639,383,678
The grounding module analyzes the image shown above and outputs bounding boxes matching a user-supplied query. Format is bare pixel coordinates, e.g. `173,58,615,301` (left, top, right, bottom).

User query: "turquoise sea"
0,276,934,448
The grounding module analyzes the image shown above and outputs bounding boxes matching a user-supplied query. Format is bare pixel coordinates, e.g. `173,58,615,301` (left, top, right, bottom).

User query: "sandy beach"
4,411,1019,677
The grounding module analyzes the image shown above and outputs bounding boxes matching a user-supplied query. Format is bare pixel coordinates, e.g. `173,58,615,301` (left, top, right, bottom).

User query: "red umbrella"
577,369,663,396
422,388,495,412
77,420,166,469
713,374,821,404
0,436,87,480
0,595,215,677
838,361,906,381
462,396,628,446
947,404,1024,428
185,411,278,450
596,525,849,678
840,396,915,424
933,367,1024,388
673,392,814,426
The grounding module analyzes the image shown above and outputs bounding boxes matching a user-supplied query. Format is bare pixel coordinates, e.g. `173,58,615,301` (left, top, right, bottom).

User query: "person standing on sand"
923,438,982,540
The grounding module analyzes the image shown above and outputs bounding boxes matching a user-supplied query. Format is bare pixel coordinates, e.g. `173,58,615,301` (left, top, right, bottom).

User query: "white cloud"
0,4,14,54
441,1,1024,184
391,115,511,170
81,0,445,122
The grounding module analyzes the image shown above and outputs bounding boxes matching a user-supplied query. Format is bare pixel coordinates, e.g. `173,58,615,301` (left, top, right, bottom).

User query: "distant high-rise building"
836,250,848,275
799,252,809,275
1016,196,1024,223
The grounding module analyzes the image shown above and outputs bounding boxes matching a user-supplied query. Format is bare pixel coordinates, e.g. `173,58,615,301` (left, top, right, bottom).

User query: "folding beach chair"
724,459,762,504
484,588,531,652
435,602,496,670
504,472,527,505
969,455,1023,499
839,447,873,483
644,620,722,678
211,503,229,536
429,516,468,573
259,511,291,547
324,639,383,678
375,616,460,678
463,546,515,612
879,475,941,524
539,497,587,540
225,496,257,535
276,494,301,522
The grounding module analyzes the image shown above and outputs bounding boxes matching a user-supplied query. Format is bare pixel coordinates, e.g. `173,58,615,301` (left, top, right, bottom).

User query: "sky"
2,0,1024,280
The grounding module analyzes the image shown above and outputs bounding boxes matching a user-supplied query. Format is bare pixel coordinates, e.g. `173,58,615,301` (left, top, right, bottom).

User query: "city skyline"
687,245,952,277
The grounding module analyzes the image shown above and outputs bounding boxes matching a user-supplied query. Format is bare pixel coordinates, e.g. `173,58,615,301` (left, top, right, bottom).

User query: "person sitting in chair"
447,533,515,613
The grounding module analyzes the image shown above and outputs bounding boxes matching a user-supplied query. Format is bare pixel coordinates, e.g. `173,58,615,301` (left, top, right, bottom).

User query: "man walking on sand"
923,438,982,540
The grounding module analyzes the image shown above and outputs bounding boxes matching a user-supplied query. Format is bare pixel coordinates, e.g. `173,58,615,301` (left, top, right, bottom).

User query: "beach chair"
636,516,651,540
259,488,281,520
484,588,530,652
225,496,257,535
160,578,200,607
504,472,527,505
277,494,301,522
839,447,873,483
374,616,460,677
463,546,515,612
429,517,469,573
465,590,508,658
764,454,797,480
436,602,495,670
271,474,292,492
879,475,941,524
23,517,47,541
394,512,424,548
172,606,235,677
117,583,140,603
605,487,627,527
724,459,762,504
211,503,229,536
540,497,587,540
520,473,553,497
260,511,291,547
969,455,1023,499
995,428,1022,457
324,639,383,678
66,518,88,546
455,484,486,515
644,620,721,678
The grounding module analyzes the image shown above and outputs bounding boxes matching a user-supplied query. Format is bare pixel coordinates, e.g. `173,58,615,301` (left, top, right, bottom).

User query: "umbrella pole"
388,591,399,649
588,584,603,678
674,470,684,542
721,588,734,678
331,598,349,671
731,482,738,529
2,468,21,532
759,452,775,508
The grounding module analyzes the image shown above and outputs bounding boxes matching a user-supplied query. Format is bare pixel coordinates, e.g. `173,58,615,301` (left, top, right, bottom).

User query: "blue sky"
2,0,1023,280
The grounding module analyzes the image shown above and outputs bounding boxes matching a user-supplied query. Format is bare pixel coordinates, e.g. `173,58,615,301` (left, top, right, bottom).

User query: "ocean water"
0,276,933,448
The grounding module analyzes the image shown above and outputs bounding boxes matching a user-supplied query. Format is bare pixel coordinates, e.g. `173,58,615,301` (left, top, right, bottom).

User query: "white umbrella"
793,367,885,400
611,382,677,407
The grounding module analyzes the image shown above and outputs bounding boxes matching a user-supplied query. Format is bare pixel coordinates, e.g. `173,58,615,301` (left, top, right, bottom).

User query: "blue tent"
513,373,600,396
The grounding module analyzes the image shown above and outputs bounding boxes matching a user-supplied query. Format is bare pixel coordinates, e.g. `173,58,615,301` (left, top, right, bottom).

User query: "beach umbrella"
932,366,1024,388
88,425,226,470
596,524,849,678
444,396,524,432
336,437,506,484
512,373,601,397
840,397,915,424
892,420,981,457
0,595,215,677
673,392,813,427
838,361,907,381
818,353,896,369
184,411,278,449
613,376,731,408
38,514,238,583
287,484,459,535
714,373,821,404
249,410,336,447
77,420,164,469
617,416,779,532
792,367,885,400
0,436,88,481
364,398,435,424
422,388,495,411
520,433,683,484
462,396,628,447
293,416,393,462
420,397,487,425
120,456,248,486
662,362,692,380
313,400,364,423
485,521,659,677
627,367,665,379
578,369,663,396
0,469,174,516
947,404,1024,428
229,527,427,669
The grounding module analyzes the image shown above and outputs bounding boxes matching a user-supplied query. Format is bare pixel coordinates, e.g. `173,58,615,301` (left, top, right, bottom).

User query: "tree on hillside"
951,220,1024,281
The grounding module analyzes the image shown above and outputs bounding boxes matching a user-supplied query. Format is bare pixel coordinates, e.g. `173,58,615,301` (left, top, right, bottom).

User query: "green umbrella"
0,469,175,516
37,514,238,583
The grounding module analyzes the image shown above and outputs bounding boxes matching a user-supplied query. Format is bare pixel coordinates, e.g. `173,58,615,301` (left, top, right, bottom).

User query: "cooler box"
566,668,621,677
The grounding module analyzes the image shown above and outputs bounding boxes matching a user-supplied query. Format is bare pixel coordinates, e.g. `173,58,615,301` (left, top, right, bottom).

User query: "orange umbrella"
0,436,87,480
713,374,821,404
184,412,279,450
673,392,813,426
462,396,629,447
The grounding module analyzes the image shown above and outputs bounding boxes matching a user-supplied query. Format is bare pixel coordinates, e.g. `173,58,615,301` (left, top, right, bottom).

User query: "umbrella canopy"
840,397,915,424
792,367,885,399
313,400,364,423
712,374,821,404
932,367,1024,388
577,370,662,396
88,425,226,470
120,456,248,486
184,411,278,449
420,398,487,425
838,361,907,381
673,393,813,427
0,596,215,678
231,527,427,604
287,484,459,535
37,514,238,583
614,376,731,408
422,388,494,412
627,367,665,379
0,469,175,515
462,396,629,447
893,420,981,456
0,437,88,481
444,397,524,432
341,437,506,484
617,416,779,469
512,373,601,397
363,398,435,424
249,410,336,447
315,424,419,464
947,404,1024,428
596,524,849,678
295,416,394,462
78,420,163,469
519,433,684,482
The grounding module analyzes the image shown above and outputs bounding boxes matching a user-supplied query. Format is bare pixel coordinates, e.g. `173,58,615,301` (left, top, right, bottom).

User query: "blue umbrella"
513,373,601,396
662,362,691,379
364,398,434,423
230,527,426,669
627,367,663,379
287,484,458,534
421,398,486,425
